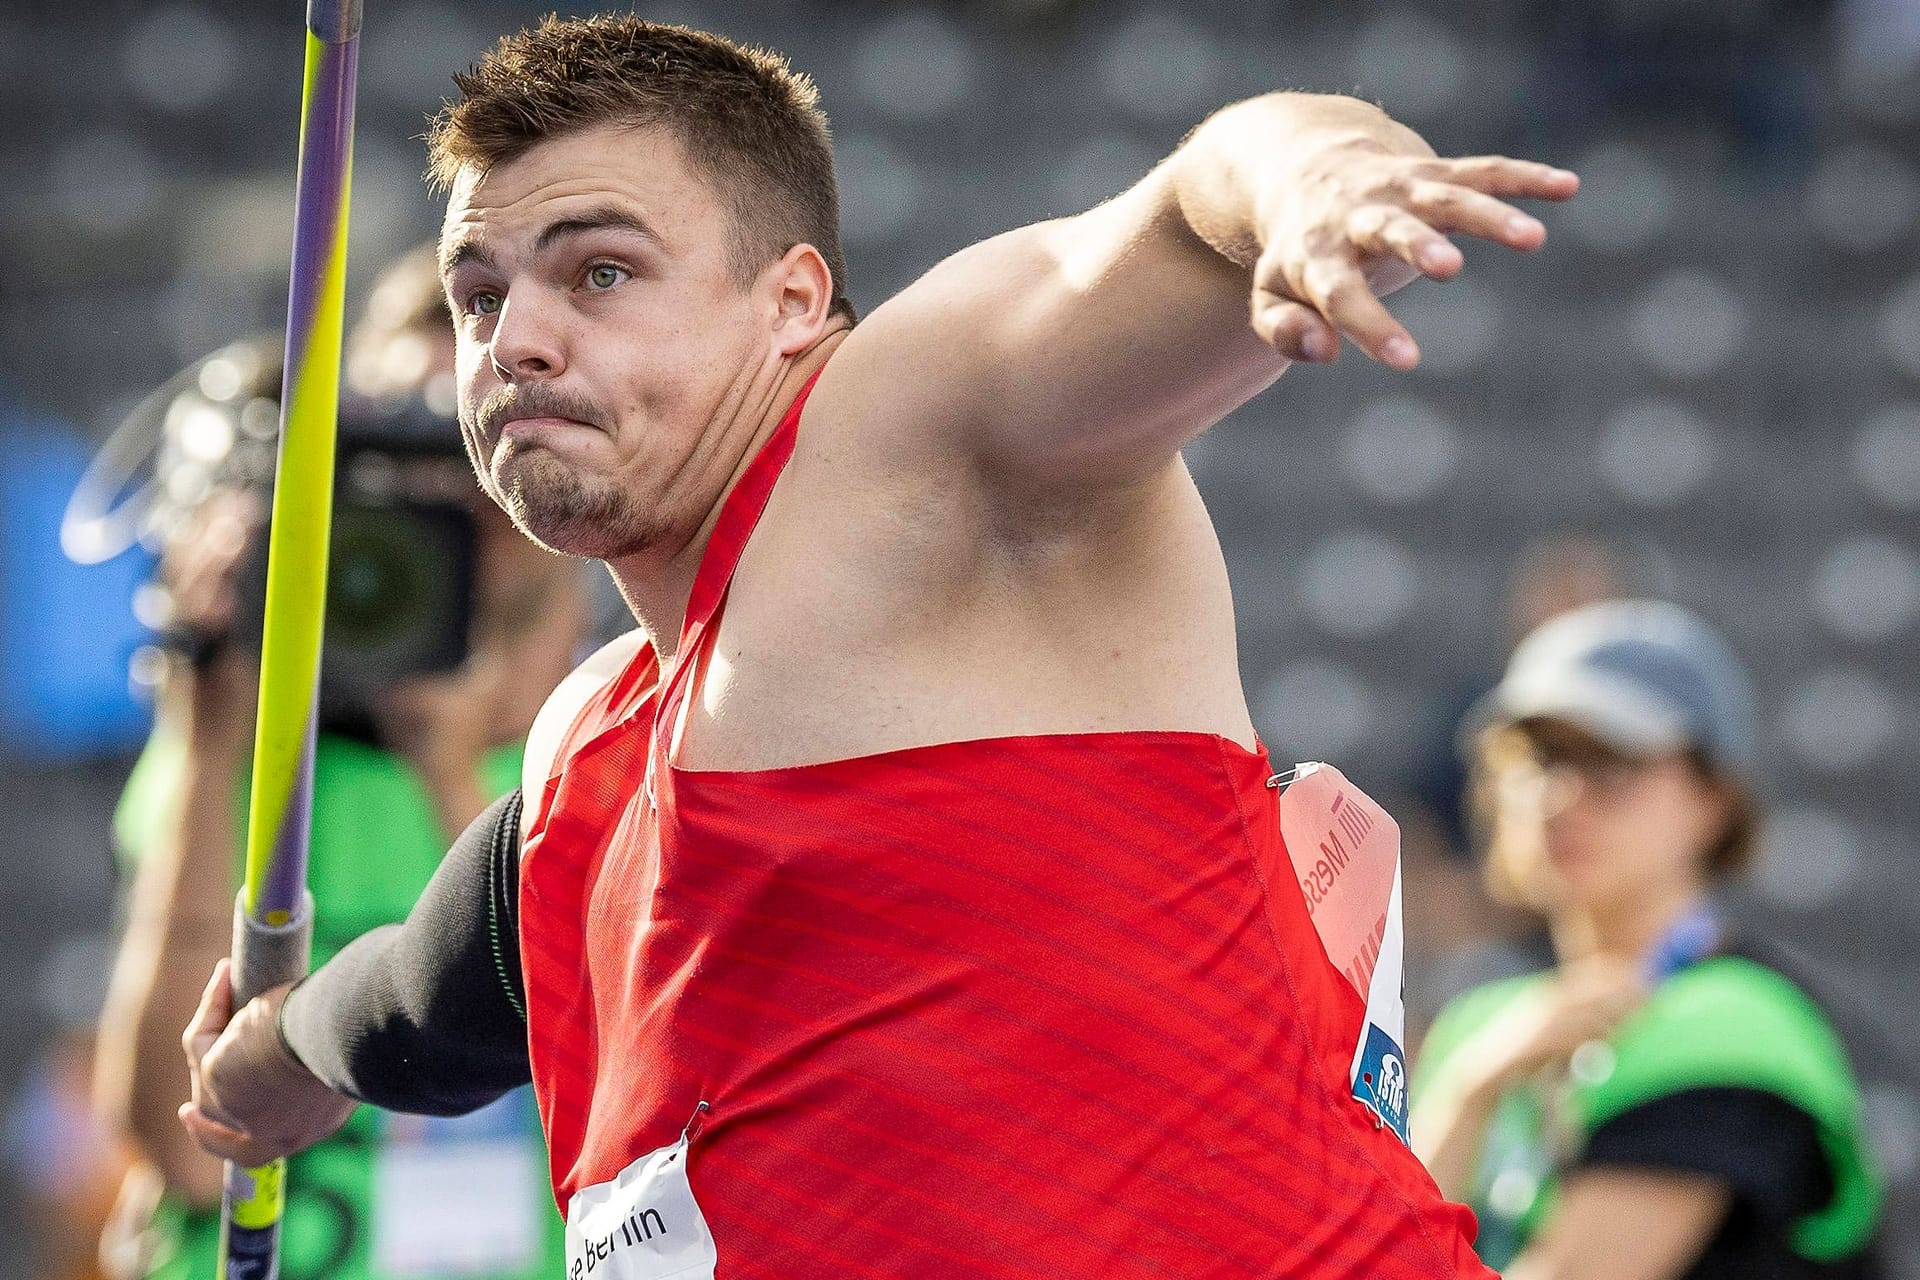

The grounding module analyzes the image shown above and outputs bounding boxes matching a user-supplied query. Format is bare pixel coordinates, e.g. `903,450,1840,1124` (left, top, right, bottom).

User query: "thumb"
1251,293,1339,363
183,958,235,1063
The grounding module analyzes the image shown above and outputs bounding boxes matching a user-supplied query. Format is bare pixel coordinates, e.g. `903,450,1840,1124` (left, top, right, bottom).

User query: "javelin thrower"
181,15,1579,1277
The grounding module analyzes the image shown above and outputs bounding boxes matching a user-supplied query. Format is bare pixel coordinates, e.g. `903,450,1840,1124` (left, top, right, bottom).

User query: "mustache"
467,383,610,440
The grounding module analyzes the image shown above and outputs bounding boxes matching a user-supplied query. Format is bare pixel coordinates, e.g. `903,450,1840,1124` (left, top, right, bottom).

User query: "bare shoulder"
792,228,1053,479
796,185,1275,497
519,627,651,827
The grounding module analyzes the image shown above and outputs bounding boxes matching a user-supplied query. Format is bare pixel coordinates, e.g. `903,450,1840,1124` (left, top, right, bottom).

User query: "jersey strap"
650,368,822,774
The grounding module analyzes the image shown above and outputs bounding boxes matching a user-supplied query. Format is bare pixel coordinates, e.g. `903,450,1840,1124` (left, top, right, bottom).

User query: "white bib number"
565,1134,717,1280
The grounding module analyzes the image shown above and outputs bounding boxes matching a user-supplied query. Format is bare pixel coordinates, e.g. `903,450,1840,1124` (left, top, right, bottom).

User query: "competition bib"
564,1117,717,1280
1276,762,1410,1143
370,1089,545,1275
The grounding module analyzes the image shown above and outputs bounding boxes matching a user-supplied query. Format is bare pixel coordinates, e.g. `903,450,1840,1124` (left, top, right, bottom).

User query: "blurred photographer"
92,248,583,1280
1411,601,1884,1280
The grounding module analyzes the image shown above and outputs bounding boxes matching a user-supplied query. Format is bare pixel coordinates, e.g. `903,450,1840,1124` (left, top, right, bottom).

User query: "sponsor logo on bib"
1352,1020,1411,1143
1277,762,1411,1144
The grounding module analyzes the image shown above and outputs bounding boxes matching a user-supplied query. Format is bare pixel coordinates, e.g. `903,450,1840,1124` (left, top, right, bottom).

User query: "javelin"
219,0,361,1275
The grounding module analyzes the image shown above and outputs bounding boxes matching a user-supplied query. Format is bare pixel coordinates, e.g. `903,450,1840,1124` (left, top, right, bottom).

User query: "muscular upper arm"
805,93,1574,505
814,166,1285,495
1504,1170,1732,1280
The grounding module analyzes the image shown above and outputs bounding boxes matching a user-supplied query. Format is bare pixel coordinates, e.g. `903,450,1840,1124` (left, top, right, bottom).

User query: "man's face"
440,124,768,561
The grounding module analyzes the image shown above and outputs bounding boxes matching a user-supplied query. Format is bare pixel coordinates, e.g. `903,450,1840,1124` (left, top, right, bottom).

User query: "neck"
1550,879,1706,968
604,326,849,661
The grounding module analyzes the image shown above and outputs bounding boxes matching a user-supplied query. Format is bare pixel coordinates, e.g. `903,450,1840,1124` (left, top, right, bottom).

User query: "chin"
497,456,663,561
1500,844,1575,915
1545,865,1637,919
1515,872,1570,916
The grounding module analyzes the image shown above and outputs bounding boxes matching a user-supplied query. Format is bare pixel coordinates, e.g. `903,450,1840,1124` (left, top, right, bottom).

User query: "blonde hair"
345,243,454,401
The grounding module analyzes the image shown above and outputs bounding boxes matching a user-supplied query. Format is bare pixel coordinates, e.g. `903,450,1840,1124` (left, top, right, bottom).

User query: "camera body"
233,401,477,742
152,346,479,742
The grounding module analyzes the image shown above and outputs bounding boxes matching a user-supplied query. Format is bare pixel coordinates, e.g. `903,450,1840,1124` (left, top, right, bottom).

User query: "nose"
486,292,565,384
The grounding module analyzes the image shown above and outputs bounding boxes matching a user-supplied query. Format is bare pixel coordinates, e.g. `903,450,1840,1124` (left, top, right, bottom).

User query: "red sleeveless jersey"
519,374,1491,1277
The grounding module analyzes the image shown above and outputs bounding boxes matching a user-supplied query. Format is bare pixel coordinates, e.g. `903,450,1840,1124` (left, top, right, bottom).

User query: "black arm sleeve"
1579,1086,1834,1223
277,789,530,1116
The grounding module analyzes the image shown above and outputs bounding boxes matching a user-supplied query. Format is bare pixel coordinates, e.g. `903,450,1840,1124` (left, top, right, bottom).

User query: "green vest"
115,732,564,1280
1413,955,1883,1271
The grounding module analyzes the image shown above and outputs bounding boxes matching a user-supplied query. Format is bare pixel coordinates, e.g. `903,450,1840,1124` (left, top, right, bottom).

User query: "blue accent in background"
1353,1022,1412,1145
0,409,155,760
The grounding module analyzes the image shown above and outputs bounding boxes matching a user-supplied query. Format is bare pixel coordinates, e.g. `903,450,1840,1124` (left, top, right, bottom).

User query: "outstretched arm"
823,92,1576,491
177,626,638,1167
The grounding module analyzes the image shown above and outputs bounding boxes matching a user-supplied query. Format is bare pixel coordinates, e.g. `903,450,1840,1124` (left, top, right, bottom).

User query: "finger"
181,1104,288,1169
1405,180,1546,251
179,1102,256,1163
183,958,235,1065
232,489,267,532
1346,205,1462,281
1427,156,1580,202
1300,259,1419,370
1251,294,1339,363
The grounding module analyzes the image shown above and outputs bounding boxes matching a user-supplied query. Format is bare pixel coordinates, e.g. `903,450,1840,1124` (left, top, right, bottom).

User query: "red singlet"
520,374,1491,1277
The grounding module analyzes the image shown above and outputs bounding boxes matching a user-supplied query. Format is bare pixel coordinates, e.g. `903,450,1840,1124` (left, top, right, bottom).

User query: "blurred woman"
1412,600,1883,1280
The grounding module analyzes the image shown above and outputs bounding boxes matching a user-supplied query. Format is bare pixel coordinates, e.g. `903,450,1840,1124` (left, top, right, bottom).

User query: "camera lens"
328,513,426,646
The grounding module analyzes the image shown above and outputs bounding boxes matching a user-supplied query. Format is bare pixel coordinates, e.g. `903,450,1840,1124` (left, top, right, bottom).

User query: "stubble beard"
460,380,669,562
490,447,667,563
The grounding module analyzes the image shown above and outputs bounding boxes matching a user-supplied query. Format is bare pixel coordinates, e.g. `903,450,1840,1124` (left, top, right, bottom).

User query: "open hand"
1251,143,1579,369
1475,958,1647,1087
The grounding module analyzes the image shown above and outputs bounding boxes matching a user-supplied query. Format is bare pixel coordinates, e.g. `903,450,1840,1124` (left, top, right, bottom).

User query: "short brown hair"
428,14,854,321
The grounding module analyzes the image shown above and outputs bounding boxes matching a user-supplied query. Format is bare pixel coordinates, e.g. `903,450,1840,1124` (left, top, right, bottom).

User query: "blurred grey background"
1,0,1916,1276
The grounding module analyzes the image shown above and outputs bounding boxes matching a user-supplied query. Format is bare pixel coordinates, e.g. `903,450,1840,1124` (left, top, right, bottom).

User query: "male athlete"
181,15,1577,1277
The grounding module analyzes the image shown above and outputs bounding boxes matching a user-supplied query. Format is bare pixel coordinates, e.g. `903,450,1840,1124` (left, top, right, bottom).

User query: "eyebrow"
440,206,663,284
439,234,496,282
534,205,664,255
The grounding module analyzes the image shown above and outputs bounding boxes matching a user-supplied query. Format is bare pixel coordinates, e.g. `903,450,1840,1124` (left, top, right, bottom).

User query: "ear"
761,242,836,356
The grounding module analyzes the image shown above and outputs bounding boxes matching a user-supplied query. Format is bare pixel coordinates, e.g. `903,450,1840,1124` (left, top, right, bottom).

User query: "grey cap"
1470,600,1757,777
